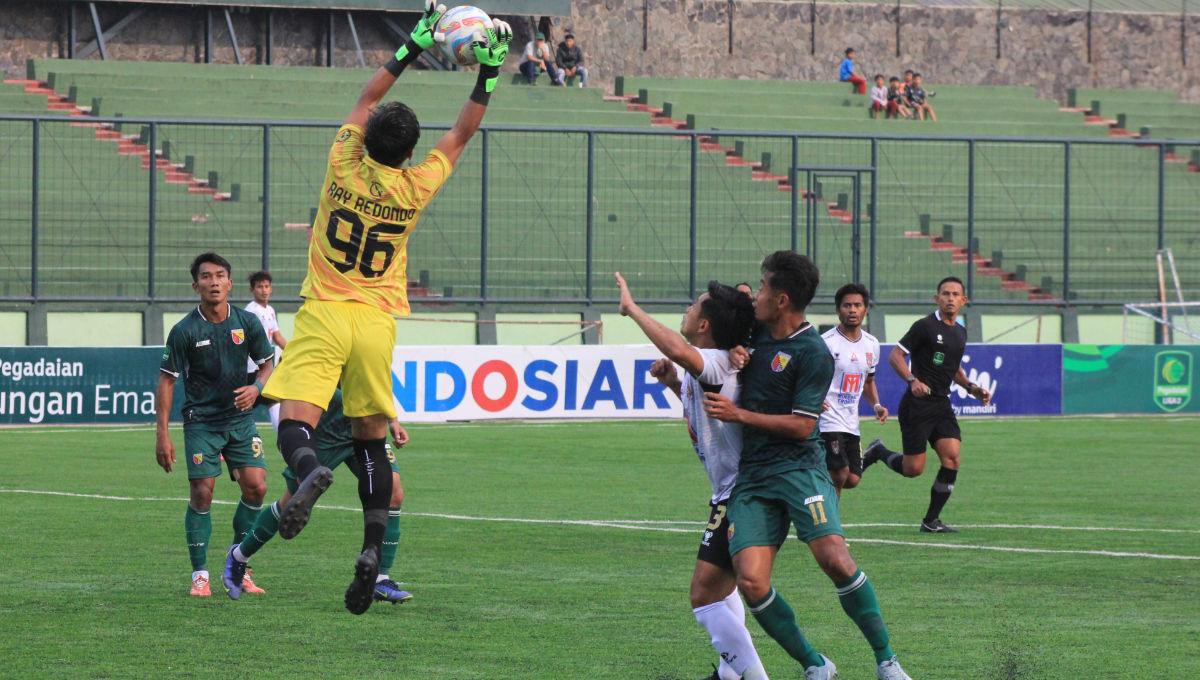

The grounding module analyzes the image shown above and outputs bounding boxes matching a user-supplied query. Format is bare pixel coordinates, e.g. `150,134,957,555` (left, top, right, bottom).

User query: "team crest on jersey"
192,453,203,465
771,351,792,372
369,181,386,199
231,329,245,345
336,129,352,142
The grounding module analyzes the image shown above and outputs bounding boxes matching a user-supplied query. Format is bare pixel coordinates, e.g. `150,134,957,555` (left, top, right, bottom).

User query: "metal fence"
1,113,1197,307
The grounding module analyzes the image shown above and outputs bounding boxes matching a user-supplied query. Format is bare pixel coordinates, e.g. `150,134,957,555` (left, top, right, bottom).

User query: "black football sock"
924,467,958,523
353,438,392,555
278,419,320,480
883,449,905,474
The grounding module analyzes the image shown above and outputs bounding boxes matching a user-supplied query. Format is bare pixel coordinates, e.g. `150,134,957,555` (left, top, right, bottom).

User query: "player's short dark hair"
937,276,965,293
248,270,272,286
761,250,819,311
904,69,914,75
700,281,756,350
873,73,884,80
190,252,231,282
889,76,900,83
835,283,870,307
913,72,923,78
844,47,855,56
365,101,420,168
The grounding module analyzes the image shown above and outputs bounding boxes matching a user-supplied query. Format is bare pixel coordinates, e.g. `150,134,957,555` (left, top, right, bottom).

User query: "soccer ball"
436,5,493,67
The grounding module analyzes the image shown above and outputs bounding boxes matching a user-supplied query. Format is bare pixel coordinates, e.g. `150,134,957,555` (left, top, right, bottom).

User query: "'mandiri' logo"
1153,351,1192,412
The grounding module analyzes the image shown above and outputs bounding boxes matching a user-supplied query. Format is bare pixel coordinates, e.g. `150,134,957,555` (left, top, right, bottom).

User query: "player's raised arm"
433,19,513,166
614,271,705,375
345,1,446,128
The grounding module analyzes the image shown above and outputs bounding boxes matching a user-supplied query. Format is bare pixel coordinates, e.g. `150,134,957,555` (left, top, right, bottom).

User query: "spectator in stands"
906,73,937,122
839,48,867,95
555,33,588,87
899,69,914,96
887,76,910,119
869,74,887,118
520,32,563,86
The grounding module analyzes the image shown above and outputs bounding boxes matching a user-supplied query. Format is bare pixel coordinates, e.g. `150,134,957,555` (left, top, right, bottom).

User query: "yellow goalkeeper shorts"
262,299,397,418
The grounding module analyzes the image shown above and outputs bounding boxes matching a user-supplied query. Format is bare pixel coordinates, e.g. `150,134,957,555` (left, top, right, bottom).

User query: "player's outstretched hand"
614,272,637,316
874,403,889,424
390,419,410,448
411,0,446,51
472,19,512,68
703,392,741,423
233,384,258,411
155,433,175,473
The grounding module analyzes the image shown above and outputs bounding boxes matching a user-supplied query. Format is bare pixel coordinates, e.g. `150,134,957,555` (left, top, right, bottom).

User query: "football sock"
747,587,824,669
836,570,895,664
694,591,766,680
277,419,320,480
354,438,392,555
883,449,905,474
235,500,281,561
232,497,262,545
378,506,402,577
724,589,769,679
184,505,212,571
924,466,958,522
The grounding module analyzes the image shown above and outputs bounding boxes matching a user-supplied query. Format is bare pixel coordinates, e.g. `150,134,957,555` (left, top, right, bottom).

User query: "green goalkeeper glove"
471,19,512,93
396,0,445,62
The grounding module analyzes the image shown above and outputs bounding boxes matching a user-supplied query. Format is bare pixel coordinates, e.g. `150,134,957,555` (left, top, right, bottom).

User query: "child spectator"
887,76,910,119
869,74,887,118
906,72,937,122
839,48,867,95
900,69,914,95
555,33,588,87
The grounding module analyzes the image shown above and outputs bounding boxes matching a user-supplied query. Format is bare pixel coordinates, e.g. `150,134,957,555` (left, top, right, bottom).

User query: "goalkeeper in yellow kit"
260,0,512,615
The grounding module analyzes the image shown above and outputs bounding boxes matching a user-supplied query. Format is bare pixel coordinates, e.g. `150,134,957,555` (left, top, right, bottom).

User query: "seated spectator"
555,33,588,88
905,72,937,122
869,74,887,118
838,48,867,95
519,32,563,86
900,69,914,96
887,76,910,118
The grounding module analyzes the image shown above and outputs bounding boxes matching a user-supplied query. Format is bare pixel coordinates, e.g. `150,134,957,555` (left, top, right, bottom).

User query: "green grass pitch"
1,417,1197,679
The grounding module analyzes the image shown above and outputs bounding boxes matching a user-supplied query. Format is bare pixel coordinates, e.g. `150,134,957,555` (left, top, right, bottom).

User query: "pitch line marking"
2,488,1198,561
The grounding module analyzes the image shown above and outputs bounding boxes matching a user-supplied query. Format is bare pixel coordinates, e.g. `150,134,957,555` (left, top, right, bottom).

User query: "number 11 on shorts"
804,495,828,525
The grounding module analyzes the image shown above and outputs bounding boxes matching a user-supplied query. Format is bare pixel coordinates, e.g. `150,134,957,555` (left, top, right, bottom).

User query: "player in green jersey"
222,389,411,605
705,251,913,680
156,252,275,597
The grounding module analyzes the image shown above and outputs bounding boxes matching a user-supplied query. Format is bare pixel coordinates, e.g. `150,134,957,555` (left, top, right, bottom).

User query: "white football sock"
694,594,768,680
192,570,209,581
376,573,390,583
724,588,768,680
232,545,249,563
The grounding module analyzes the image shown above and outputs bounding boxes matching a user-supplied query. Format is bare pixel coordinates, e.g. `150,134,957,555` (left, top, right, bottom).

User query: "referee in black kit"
862,276,991,533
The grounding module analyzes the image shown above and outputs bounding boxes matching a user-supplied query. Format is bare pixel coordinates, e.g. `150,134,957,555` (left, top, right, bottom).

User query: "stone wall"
2,1,1198,103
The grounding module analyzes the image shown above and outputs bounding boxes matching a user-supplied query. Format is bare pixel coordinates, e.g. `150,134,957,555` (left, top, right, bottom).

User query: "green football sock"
748,587,824,669
184,505,212,571
233,498,263,545
236,501,281,560
836,570,895,664
378,507,402,576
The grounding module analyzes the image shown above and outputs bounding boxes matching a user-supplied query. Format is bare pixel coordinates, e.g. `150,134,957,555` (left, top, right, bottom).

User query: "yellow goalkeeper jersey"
299,123,452,317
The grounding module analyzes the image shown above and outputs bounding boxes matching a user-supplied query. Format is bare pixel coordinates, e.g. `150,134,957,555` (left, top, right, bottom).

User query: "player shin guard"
694,592,766,679
354,438,392,555
836,570,895,664
277,419,320,480
232,498,262,545
747,587,824,669
235,501,281,561
924,466,958,522
184,505,212,571
377,507,402,579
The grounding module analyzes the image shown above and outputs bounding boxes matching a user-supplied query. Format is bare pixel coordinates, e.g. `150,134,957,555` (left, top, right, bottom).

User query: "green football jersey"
316,389,353,452
161,304,272,428
738,321,834,479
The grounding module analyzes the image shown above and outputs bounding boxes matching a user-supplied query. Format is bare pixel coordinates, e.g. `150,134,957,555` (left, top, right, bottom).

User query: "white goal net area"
1123,302,1200,345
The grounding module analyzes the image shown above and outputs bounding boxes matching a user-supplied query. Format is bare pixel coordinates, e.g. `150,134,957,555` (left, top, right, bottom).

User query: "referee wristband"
253,380,264,392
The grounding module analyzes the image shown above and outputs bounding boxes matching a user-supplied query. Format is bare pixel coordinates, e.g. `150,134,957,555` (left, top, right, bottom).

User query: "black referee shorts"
898,392,961,455
821,431,863,476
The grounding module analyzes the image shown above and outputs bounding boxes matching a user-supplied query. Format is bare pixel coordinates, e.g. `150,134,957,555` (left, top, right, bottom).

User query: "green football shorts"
282,442,401,494
727,466,843,555
183,420,266,480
